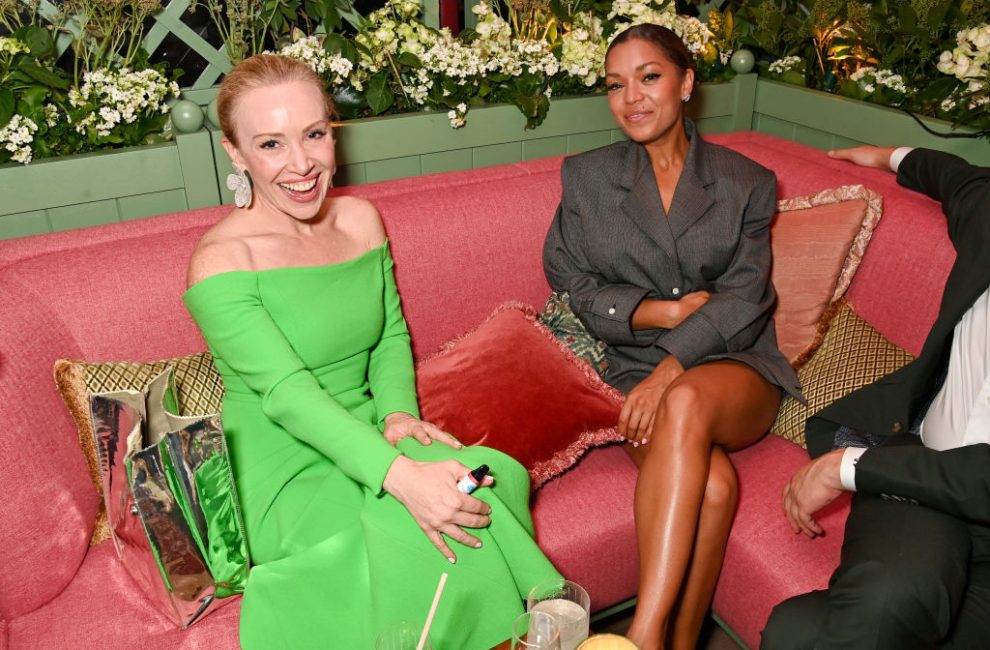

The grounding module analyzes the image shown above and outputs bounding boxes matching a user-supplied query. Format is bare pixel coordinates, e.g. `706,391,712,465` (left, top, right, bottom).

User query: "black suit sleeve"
855,442,990,526
897,148,990,246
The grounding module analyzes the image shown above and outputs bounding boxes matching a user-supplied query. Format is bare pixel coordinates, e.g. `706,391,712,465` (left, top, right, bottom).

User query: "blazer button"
892,421,904,433
608,307,616,315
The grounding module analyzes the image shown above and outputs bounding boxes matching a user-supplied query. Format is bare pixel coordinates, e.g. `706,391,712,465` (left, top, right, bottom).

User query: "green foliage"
728,0,990,132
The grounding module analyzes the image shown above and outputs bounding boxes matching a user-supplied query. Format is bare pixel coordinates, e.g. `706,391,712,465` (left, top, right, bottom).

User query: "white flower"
560,12,607,86
0,114,38,165
69,68,179,138
0,37,30,56
43,104,60,128
938,23,990,85
447,109,465,128
849,67,909,95
275,36,354,87
768,56,803,75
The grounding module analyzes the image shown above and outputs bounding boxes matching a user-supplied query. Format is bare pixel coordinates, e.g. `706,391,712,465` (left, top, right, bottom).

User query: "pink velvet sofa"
0,131,955,649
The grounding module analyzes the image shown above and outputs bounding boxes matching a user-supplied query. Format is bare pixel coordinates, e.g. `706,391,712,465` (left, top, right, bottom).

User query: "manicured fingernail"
448,557,456,564
632,442,639,447
475,542,482,549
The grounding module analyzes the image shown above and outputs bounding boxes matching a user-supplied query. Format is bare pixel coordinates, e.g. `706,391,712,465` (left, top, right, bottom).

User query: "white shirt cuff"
839,447,868,491
889,147,914,173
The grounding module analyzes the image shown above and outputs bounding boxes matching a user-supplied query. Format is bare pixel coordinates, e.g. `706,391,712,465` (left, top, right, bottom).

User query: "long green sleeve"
368,249,421,427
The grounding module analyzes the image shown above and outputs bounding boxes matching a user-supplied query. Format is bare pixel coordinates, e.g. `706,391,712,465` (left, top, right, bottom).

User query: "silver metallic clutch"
88,369,249,627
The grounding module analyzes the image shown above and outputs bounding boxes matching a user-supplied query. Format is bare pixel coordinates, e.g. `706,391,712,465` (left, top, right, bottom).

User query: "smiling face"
605,38,694,146
222,79,335,222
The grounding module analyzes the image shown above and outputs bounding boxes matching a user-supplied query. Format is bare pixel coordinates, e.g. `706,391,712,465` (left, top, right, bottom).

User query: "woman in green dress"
183,54,561,649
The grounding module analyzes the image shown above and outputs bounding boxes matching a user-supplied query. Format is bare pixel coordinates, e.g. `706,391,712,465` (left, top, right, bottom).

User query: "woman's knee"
703,454,738,513
654,380,713,443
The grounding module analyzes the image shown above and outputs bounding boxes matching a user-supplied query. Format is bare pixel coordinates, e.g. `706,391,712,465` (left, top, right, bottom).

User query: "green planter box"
752,79,990,166
0,76,754,239
0,130,220,240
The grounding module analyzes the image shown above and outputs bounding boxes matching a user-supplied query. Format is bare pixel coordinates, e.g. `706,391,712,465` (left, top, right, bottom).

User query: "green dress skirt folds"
183,242,561,649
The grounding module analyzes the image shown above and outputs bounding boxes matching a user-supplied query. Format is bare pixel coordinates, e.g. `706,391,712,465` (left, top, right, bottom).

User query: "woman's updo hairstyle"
606,23,695,80
217,54,335,145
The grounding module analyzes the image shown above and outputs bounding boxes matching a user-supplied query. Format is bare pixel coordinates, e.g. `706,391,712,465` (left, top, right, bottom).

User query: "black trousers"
762,491,990,649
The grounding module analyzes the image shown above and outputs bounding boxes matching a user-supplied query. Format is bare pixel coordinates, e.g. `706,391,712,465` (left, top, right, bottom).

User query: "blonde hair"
217,54,335,145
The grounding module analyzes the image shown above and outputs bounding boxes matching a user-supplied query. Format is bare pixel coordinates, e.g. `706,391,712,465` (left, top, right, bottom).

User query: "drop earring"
227,166,253,208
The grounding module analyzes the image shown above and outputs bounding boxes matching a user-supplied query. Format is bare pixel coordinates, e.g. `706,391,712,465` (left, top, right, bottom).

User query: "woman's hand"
383,456,494,563
618,355,685,445
672,291,710,327
632,291,710,330
383,412,462,449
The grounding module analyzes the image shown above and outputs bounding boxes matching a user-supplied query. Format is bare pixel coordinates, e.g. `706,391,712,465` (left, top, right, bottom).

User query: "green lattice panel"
25,0,444,93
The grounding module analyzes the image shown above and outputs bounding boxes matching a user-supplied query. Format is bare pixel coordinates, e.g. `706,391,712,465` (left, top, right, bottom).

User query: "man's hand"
782,449,847,538
827,146,898,171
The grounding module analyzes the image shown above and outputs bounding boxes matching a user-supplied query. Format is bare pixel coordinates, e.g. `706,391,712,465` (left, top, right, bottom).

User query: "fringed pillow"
416,304,624,490
771,299,914,448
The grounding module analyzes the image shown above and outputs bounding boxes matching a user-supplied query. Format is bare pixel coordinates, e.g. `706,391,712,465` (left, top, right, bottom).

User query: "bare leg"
668,447,737,650
623,361,780,650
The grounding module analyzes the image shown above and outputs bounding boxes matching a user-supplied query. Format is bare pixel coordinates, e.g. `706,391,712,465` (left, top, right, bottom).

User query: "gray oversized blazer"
543,119,801,398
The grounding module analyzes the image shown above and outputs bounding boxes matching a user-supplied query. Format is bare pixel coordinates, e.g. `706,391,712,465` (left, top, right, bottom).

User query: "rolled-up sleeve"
543,160,651,346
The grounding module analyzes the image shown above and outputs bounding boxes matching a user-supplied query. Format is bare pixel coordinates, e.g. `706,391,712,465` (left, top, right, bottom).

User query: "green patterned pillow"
539,291,609,377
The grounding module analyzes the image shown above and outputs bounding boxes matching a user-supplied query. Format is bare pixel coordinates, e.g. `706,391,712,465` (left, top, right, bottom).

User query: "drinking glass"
511,610,562,650
526,579,591,650
375,622,432,650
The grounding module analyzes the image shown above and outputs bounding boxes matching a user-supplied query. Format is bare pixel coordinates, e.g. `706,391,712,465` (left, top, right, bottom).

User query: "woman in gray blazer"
543,24,801,650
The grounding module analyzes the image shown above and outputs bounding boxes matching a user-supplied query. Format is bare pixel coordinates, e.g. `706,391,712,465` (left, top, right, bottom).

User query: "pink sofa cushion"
0,280,99,621
532,446,639,612
713,435,850,648
706,132,954,356
7,542,240,650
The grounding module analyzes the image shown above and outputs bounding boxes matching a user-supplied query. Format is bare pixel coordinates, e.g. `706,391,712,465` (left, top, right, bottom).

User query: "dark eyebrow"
605,61,664,78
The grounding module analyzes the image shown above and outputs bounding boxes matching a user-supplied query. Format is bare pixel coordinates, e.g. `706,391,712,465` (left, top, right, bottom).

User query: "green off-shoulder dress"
183,242,561,649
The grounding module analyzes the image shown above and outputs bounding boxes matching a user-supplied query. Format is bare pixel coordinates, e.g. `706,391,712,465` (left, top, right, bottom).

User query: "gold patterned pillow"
771,299,914,448
54,352,224,544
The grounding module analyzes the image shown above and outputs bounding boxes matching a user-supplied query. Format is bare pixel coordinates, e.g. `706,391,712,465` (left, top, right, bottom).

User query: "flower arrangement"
0,0,181,166
7,0,990,168
936,24,990,121
271,0,729,130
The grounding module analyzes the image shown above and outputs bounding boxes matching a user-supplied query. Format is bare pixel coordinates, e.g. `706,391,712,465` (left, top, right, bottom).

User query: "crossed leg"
623,360,781,650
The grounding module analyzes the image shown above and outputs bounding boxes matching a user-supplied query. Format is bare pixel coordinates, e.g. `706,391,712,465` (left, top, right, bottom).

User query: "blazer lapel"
619,143,679,261
667,121,715,239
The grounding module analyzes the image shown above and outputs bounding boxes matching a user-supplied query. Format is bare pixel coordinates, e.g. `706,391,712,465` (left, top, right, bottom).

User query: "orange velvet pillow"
415,303,624,490
770,185,882,363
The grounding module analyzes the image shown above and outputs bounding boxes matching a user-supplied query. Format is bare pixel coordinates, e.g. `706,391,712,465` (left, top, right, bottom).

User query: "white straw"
417,572,448,650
